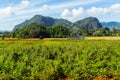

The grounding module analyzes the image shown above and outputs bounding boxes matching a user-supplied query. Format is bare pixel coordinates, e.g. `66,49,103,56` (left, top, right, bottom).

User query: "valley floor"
85,37,120,40
1,36,120,41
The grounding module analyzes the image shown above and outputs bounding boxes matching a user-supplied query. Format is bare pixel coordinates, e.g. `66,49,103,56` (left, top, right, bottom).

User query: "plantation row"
0,40,120,80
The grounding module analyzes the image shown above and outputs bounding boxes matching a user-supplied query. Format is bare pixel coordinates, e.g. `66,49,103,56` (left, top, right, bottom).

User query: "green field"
0,40,120,80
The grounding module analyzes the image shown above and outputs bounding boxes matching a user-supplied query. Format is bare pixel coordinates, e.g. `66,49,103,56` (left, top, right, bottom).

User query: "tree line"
11,25,70,39
2,24,120,39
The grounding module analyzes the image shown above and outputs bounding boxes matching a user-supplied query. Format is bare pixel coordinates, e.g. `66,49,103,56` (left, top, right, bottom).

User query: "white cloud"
72,8,83,17
61,3,120,22
87,3,120,16
0,0,30,18
21,0,30,7
61,8,84,21
0,0,50,19
61,9,72,19
110,3,120,14
14,0,30,11
0,6,14,18
41,4,50,11
51,0,100,9
111,3,120,9
0,0,100,19
87,7,110,16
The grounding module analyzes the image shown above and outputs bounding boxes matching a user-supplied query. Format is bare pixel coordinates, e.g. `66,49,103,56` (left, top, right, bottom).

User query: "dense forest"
11,25,69,38
7,25,120,39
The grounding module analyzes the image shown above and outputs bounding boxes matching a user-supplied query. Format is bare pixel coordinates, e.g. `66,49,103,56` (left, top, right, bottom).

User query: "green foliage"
12,25,70,38
47,25,70,38
12,25,49,38
0,40,120,79
1,35,5,40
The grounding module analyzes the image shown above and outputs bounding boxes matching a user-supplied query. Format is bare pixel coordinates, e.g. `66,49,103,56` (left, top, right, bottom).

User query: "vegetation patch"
0,40,120,80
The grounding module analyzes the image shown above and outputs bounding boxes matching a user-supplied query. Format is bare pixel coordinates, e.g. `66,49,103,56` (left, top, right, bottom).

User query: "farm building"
68,34,84,39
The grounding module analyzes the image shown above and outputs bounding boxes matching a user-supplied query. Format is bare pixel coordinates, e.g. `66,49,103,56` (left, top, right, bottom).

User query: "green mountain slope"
13,15,102,31
72,17,103,30
101,22,120,29
13,15,72,30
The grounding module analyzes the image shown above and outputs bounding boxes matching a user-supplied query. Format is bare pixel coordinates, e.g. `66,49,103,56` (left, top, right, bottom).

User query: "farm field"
85,37,120,40
0,40,120,80
1,37,120,41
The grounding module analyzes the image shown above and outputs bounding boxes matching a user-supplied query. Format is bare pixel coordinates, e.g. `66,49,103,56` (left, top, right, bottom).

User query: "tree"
2,35,5,40
46,25,70,38
12,24,50,38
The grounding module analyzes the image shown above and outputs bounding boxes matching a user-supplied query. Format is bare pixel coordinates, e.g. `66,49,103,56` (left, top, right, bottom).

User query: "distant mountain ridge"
14,15,72,30
101,22,120,29
72,17,102,30
13,15,103,31
0,30,11,33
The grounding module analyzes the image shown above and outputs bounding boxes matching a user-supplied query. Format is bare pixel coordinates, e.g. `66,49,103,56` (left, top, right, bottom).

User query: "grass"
0,39,120,80
1,36,120,41
85,36,120,40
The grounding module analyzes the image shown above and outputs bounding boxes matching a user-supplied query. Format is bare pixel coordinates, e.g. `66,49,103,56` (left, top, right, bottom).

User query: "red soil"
93,77,120,80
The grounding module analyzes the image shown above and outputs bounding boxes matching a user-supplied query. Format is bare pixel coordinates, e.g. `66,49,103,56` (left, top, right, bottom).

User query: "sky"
0,0,120,31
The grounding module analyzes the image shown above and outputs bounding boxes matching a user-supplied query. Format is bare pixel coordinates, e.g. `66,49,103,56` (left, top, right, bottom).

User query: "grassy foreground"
0,40,120,80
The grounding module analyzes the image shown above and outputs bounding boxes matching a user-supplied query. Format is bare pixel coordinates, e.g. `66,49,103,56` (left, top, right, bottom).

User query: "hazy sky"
0,0,120,30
